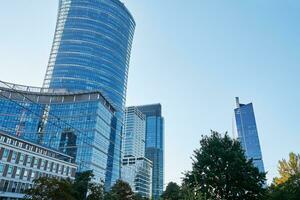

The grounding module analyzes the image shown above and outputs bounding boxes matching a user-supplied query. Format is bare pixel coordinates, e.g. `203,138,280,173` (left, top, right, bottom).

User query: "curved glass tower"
43,0,135,112
234,97,265,173
43,0,135,187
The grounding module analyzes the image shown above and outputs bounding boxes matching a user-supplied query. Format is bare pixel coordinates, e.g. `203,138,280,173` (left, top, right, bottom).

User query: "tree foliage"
105,180,135,200
24,177,75,200
72,171,95,200
180,185,206,200
268,152,300,199
24,171,104,200
161,182,181,200
133,193,150,200
183,131,266,200
274,152,300,186
24,173,148,200
268,173,300,200
87,183,105,200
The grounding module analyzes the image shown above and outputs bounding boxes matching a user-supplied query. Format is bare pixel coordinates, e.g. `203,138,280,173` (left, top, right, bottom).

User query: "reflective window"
0,163,4,174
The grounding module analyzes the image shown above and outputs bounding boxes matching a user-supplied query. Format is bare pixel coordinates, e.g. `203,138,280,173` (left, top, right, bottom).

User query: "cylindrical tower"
43,0,135,188
43,0,135,112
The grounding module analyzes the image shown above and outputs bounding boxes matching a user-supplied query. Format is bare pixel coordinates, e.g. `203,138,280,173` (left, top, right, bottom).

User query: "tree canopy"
24,177,75,200
105,180,135,200
273,152,300,186
268,152,300,199
24,173,150,200
161,182,181,200
183,131,266,200
268,173,300,200
24,171,104,200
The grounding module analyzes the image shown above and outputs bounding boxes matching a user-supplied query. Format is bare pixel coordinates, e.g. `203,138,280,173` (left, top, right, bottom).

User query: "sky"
0,0,300,185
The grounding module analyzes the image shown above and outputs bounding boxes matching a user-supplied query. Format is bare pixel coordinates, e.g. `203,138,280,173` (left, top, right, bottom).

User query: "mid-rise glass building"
121,106,152,198
122,156,152,199
123,106,146,158
234,97,265,173
0,81,118,186
137,104,164,200
42,0,136,187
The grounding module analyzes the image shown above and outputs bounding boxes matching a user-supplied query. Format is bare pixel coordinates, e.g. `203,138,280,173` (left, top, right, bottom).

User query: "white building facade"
0,131,77,199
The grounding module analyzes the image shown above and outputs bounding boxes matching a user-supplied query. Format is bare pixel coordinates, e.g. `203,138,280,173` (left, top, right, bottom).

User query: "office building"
43,0,135,112
122,157,152,198
234,97,265,173
0,130,77,199
0,81,117,186
121,107,152,198
123,107,146,158
43,0,136,187
137,104,164,200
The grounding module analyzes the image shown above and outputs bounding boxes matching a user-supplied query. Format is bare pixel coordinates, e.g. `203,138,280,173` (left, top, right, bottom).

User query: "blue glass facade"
121,106,152,198
43,0,135,112
137,104,164,200
43,0,136,187
123,106,146,158
0,82,118,185
234,97,265,173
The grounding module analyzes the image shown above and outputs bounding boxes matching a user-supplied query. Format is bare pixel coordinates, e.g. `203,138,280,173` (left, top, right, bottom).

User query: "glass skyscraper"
234,97,265,173
121,106,153,198
42,0,136,187
137,104,164,200
123,107,146,158
43,0,135,112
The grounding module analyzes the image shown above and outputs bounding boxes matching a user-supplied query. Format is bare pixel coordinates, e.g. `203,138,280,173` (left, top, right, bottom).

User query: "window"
53,163,57,172
41,160,46,169
20,183,26,193
0,163,4,175
7,166,13,177
58,164,62,173
47,162,52,171
11,151,17,163
3,180,9,192
16,167,21,178
23,169,29,178
19,154,25,164
27,156,32,166
11,182,17,193
34,158,39,168
31,171,36,179
63,166,67,175
2,149,9,160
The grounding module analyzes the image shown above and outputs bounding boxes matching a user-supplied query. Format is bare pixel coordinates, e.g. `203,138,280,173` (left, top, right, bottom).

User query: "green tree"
274,152,300,185
268,173,300,200
86,182,105,200
180,185,206,200
73,171,94,200
105,180,135,200
133,193,150,200
24,171,105,200
24,177,75,200
183,131,266,200
161,182,181,200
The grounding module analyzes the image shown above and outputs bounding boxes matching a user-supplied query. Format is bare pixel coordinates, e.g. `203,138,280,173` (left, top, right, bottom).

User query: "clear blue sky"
0,0,299,185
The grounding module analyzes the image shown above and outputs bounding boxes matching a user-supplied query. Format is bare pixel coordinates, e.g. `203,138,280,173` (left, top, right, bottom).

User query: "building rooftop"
112,0,136,26
136,104,162,116
0,80,115,113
